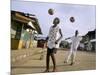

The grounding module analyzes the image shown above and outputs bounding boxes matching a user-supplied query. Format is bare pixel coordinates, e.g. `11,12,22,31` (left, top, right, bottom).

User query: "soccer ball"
48,8,54,15
70,17,75,23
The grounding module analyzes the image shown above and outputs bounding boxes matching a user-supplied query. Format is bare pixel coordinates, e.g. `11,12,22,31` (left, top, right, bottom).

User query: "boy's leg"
65,48,73,63
64,48,72,63
72,50,77,63
70,51,74,65
45,48,50,72
51,53,57,72
67,51,72,63
70,50,76,65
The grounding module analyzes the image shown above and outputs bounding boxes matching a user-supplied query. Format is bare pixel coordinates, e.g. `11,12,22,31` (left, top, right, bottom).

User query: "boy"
45,17,63,72
64,30,82,65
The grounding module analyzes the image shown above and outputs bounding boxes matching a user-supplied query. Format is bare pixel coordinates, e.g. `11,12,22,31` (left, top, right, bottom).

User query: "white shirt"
70,36,82,51
47,26,60,49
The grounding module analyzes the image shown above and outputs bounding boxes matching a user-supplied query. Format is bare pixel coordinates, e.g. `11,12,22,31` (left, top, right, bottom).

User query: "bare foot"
52,69,57,72
64,61,67,63
44,69,49,73
70,62,74,65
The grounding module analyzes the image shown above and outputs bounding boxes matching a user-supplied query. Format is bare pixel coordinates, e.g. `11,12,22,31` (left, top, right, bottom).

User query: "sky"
11,0,96,39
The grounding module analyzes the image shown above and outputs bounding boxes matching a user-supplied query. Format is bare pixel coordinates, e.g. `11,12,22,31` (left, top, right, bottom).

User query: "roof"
35,37,46,41
11,10,42,34
86,29,96,36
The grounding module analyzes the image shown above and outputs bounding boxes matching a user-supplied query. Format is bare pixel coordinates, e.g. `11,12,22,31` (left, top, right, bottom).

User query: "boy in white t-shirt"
44,17,63,72
64,30,82,65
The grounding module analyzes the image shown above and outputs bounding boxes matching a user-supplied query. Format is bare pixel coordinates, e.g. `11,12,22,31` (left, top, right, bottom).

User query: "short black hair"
54,17,60,24
75,30,78,34
76,30,78,32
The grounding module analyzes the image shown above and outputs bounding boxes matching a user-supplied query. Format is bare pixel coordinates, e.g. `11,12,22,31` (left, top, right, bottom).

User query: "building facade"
79,29,96,51
11,10,42,50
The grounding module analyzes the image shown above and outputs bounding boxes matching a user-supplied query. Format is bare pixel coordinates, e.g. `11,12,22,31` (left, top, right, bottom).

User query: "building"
84,29,96,51
79,29,96,51
34,36,46,48
11,10,42,50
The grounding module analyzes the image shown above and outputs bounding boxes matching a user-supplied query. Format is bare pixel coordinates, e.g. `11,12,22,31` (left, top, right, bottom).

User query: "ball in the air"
48,8,54,15
70,17,75,23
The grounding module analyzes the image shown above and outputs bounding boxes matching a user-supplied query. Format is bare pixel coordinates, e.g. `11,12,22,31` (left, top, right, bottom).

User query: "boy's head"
75,30,78,36
53,17,60,25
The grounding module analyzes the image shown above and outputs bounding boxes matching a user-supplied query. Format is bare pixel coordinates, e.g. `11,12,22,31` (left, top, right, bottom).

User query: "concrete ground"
11,49,96,75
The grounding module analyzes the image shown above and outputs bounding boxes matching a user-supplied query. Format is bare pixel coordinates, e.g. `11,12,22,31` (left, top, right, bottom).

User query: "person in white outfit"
44,17,63,72
64,30,82,65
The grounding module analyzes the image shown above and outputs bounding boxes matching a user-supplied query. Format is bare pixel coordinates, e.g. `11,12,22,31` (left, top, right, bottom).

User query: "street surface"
11,49,96,75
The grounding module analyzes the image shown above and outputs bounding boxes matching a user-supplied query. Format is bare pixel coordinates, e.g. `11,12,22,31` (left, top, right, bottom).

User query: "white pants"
65,48,77,63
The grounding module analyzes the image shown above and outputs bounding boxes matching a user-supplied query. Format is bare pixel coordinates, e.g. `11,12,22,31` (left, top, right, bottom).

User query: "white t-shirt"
70,36,82,51
47,26,61,49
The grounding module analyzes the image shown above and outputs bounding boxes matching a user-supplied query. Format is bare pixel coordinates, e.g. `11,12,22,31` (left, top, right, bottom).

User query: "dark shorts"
47,47,57,55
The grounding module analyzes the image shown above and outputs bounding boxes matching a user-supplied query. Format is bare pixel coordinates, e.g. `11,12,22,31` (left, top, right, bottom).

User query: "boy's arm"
46,36,49,41
55,28,63,44
46,27,51,41
65,37,70,40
